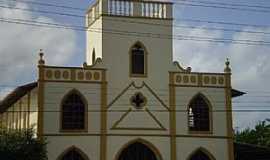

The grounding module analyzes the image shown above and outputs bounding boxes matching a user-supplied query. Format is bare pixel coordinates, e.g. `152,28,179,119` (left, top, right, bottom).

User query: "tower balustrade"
86,0,173,27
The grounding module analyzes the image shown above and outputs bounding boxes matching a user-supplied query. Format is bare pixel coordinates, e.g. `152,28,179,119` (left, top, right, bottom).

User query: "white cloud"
0,1,77,87
173,23,270,129
0,87,14,100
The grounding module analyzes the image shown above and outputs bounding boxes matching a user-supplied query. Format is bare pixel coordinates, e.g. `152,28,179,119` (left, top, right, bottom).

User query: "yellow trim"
187,147,216,160
111,108,167,131
59,89,88,133
37,65,45,138
107,82,134,109
108,82,169,111
56,146,90,160
100,70,107,160
144,82,169,111
114,138,163,160
40,80,103,84
146,108,167,131
169,72,176,160
129,41,148,78
187,93,213,135
42,133,232,139
169,71,226,76
172,84,226,89
225,73,234,160
111,108,132,129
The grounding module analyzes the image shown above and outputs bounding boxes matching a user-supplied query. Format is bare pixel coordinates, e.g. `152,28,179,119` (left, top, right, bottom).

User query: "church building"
0,0,245,160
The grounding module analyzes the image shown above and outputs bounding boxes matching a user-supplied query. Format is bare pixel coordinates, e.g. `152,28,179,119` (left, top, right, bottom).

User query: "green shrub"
0,128,47,160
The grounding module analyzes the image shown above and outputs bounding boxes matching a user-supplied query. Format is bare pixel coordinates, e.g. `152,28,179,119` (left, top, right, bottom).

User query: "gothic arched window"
130,42,147,76
61,90,87,131
188,93,212,132
58,147,89,160
188,149,214,160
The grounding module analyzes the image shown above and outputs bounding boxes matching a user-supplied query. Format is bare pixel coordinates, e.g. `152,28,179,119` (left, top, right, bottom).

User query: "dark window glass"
131,45,145,75
62,93,85,130
118,142,157,160
62,149,85,160
190,150,211,160
188,95,210,131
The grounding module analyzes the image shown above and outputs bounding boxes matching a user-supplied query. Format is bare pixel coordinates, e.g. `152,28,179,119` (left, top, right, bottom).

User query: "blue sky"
0,0,270,129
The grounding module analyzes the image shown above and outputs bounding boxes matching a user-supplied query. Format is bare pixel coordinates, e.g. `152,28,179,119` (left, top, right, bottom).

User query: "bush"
0,128,47,160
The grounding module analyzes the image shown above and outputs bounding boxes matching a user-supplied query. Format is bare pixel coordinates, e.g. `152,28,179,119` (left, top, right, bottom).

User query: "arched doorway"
57,146,89,160
117,140,161,160
188,148,215,160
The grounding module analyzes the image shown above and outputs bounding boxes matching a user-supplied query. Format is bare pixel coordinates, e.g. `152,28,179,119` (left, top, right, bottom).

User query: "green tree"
0,128,47,160
235,119,270,147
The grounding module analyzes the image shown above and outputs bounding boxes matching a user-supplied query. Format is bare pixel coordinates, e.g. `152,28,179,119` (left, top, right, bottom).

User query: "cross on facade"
131,93,146,109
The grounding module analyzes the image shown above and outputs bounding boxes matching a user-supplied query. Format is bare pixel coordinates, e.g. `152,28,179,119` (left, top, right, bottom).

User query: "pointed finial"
224,58,231,73
38,49,45,65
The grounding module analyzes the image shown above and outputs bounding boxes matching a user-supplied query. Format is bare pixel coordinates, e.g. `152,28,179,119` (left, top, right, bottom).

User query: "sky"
0,0,270,130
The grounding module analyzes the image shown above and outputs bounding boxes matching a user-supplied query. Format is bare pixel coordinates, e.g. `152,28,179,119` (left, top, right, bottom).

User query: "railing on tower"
87,0,173,26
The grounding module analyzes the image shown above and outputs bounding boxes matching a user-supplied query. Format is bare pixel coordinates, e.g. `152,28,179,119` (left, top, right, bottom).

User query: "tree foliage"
0,128,47,160
235,119,270,147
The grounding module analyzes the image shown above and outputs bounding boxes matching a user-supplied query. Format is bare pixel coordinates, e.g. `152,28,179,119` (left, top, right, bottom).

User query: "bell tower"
86,0,173,74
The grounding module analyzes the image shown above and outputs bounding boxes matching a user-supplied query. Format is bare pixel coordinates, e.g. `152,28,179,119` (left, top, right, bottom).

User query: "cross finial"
38,49,45,65
224,58,231,73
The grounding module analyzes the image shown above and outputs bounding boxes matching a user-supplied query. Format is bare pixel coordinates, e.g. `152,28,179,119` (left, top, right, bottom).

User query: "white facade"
0,0,235,160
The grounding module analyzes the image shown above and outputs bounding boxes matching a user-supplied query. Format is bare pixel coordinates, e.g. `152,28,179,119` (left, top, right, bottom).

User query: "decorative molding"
37,64,44,139
108,82,169,111
107,82,134,109
111,108,167,131
143,82,169,111
42,133,232,139
171,72,226,88
41,66,105,83
100,70,107,160
225,72,234,160
146,108,167,131
110,108,131,130
109,82,168,131
173,61,192,72
169,72,177,160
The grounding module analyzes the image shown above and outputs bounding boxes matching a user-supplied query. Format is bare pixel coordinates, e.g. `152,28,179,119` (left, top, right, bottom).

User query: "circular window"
130,92,147,109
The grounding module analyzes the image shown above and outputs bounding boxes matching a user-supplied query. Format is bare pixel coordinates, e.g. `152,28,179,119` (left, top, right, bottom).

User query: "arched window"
188,148,215,160
58,147,89,160
188,93,211,132
61,90,87,131
130,42,147,76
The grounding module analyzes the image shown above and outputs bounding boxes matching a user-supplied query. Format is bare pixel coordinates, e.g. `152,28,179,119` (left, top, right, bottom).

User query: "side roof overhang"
232,89,246,98
0,82,37,113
